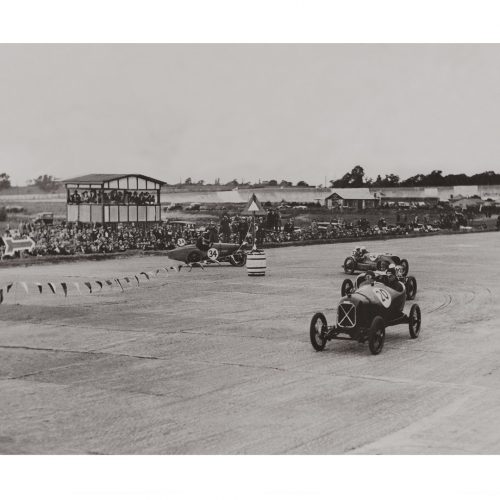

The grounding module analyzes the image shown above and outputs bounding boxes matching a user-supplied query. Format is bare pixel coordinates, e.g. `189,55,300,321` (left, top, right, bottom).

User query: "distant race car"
341,268,417,301
166,241,248,266
310,273,421,355
343,246,409,276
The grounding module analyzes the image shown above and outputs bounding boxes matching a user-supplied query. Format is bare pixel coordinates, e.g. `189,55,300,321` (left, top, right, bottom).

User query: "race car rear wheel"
368,316,385,355
409,304,421,338
341,278,354,297
229,253,247,267
400,259,409,276
344,257,356,275
405,276,417,300
186,251,202,264
310,312,328,351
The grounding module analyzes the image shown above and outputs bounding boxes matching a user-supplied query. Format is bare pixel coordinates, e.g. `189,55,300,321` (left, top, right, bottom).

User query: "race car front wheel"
310,312,327,351
341,278,354,297
368,316,385,355
344,257,356,274
409,304,421,338
405,276,417,300
400,259,409,276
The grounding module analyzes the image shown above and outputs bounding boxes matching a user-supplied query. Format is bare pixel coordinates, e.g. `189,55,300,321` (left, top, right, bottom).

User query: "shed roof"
326,188,374,200
64,173,165,185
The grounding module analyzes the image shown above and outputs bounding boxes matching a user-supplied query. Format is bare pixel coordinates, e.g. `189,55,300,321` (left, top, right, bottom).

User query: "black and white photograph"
1,1,500,498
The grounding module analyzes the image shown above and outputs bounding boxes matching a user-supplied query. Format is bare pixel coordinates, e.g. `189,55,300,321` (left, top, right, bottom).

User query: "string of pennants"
0,262,205,304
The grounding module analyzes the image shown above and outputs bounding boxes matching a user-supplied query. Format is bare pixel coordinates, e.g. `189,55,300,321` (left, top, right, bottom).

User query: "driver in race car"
196,231,212,252
353,246,368,261
385,264,404,292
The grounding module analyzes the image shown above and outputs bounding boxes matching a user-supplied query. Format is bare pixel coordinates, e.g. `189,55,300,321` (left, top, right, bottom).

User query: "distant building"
325,189,378,210
64,174,165,224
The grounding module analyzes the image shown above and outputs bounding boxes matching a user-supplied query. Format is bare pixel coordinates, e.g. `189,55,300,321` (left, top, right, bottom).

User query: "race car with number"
341,269,418,301
309,277,421,355
343,250,409,276
166,241,248,266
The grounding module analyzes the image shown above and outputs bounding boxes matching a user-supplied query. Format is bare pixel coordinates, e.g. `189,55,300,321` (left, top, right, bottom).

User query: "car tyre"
405,276,417,300
368,316,385,355
409,304,421,339
186,251,202,264
310,312,328,352
344,257,356,274
341,278,354,297
400,259,409,276
229,253,247,267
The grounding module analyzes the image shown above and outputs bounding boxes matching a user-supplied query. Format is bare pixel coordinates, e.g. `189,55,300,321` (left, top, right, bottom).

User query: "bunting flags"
0,263,202,305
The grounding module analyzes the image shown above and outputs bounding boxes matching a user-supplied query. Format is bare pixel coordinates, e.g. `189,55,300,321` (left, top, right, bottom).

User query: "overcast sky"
1,44,500,186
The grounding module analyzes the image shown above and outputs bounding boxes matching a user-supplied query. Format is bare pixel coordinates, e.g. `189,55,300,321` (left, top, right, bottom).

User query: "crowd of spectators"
2,206,497,260
68,189,157,205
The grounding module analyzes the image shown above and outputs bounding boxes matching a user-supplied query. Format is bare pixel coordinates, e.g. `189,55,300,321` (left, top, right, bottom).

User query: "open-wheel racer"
166,239,248,266
343,246,409,276
310,266,422,355
341,265,417,301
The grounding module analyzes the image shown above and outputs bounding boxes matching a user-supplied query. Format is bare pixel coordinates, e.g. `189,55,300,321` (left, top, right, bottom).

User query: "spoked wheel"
405,276,417,300
186,251,202,264
229,253,247,267
344,257,356,274
368,316,385,355
400,259,409,276
409,303,422,338
341,278,354,297
310,312,328,351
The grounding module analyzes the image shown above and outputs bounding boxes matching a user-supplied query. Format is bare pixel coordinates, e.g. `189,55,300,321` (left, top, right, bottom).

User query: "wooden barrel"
246,251,266,277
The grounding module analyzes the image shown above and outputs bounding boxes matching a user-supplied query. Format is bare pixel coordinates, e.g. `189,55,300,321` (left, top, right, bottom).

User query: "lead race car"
166,240,248,266
343,246,409,276
310,267,422,355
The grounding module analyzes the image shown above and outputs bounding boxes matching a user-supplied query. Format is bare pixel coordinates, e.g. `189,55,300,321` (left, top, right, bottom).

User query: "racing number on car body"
207,248,219,261
374,287,391,308
177,238,186,247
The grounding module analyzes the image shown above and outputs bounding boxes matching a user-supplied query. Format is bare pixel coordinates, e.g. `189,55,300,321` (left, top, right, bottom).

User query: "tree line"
330,166,500,188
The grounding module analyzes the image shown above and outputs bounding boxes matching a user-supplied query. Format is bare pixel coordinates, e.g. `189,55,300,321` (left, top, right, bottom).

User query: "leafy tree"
268,179,278,186
196,179,205,185
280,180,293,187
0,173,11,190
184,177,192,185
32,174,61,192
296,180,309,187
330,165,367,188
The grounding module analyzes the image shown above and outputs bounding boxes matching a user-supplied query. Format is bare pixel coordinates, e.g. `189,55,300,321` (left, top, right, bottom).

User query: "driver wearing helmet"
353,246,368,262
385,264,404,292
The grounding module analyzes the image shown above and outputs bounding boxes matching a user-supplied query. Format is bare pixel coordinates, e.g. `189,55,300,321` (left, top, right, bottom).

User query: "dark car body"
166,241,248,266
310,279,421,355
343,251,409,275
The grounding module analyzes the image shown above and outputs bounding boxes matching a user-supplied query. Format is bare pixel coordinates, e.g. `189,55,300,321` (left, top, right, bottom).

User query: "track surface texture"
1,232,500,454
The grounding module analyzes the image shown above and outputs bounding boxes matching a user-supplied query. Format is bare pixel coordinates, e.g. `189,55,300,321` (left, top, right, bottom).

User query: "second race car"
343,246,409,276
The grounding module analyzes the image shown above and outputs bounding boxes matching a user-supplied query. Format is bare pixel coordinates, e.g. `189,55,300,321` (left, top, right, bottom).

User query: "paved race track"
1,232,500,454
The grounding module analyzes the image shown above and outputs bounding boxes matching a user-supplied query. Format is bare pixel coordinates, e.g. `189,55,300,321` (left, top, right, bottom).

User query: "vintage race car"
310,278,421,355
166,241,248,266
343,248,409,276
341,269,417,301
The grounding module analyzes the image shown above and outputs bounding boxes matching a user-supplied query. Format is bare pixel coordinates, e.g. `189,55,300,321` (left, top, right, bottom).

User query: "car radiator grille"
338,302,356,328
